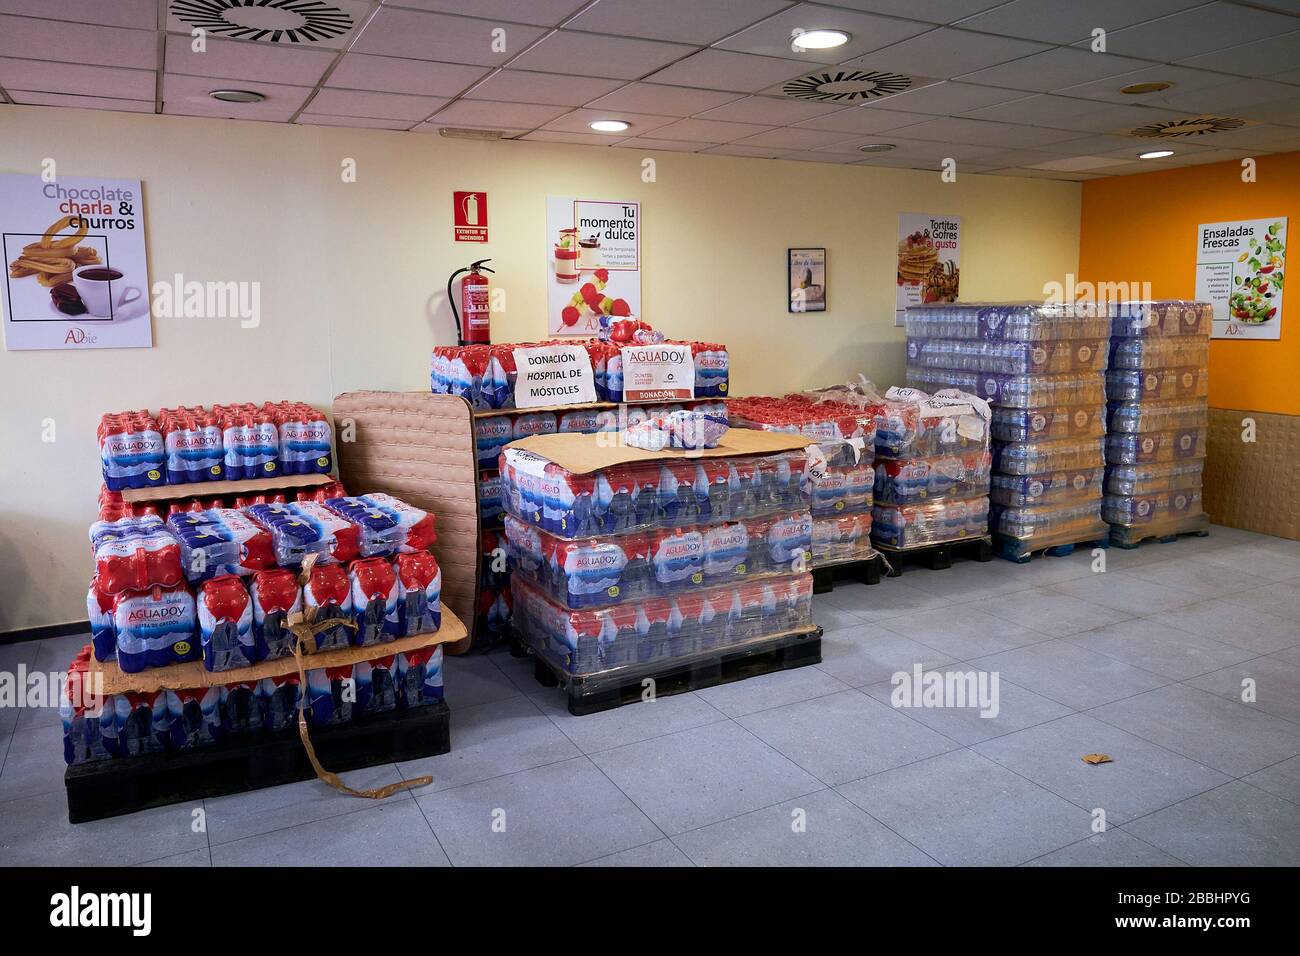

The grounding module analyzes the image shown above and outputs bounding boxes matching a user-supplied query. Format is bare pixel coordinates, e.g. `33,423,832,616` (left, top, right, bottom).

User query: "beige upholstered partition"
1205,406,1300,541
332,391,480,653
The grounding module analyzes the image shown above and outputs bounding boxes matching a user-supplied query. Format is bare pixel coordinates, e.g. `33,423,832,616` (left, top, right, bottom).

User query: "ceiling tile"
731,126,854,148
352,8,546,65
611,137,710,152
0,0,156,29
700,143,784,157
0,58,156,100
386,0,589,27
1028,132,1167,154
648,49,810,92
1154,77,1300,114
541,107,680,135
716,3,931,63
865,80,1027,114
842,27,1050,78
1098,2,1300,61
1053,64,1234,106
774,150,863,163
1156,146,1271,165
974,147,1086,167
0,13,157,69
891,115,1083,147
165,0,372,49
1027,155,1136,171
694,94,843,124
955,0,1204,44
1175,31,1300,80
956,47,1156,93
981,167,1103,180
410,121,529,136
162,73,311,121
434,99,573,128
793,105,933,132
306,87,447,121
813,1,1007,24
582,82,743,115
508,31,697,80
566,0,791,45
327,54,488,98
296,113,414,130
648,117,776,141
463,68,624,107
164,35,334,87
815,136,1005,160
7,90,154,112
1190,123,1300,150
960,95,1187,134
520,129,618,145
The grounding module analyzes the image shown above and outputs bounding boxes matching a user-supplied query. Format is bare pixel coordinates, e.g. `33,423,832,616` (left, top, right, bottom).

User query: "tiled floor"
2,524,1298,867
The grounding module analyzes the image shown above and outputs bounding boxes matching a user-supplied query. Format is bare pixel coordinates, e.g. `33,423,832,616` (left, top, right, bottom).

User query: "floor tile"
1158,599,1300,654
396,695,580,790
1273,644,1300,667
815,622,957,687
977,586,1131,638
969,639,1169,710
0,723,70,803
0,793,207,866
212,799,448,866
1089,684,1300,777
417,756,662,866
880,605,1048,660
578,839,694,867
1199,544,1300,583
1050,572,1202,616
973,713,1229,824
1223,579,1300,624
1242,756,1300,805
1022,829,1185,867
589,721,822,835
488,646,544,695
1064,618,1257,680
692,666,850,719
672,788,936,867
530,688,725,754
861,676,1072,746
833,579,954,621
901,558,1045,599
837,749,1091,867
136,848,212,867
1127,555,1263,599
1122,781,1300,866
737,689,958,786
812,597,872,633
1185,655,1300,725
442,652,524,708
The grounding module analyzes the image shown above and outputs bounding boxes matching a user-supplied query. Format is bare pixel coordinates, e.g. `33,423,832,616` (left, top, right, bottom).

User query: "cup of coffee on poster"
547,197,641,335
72,265,142,318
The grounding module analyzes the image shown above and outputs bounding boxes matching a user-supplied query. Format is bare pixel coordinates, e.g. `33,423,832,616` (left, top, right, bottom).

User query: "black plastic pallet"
993,533,1110,565
875,536,993,576
529,628,823,716
64,702,451,824
812,554,883,593
1110,525,1210,550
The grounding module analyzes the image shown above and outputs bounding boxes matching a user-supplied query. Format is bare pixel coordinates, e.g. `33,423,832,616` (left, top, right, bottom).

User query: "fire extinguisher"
447,258,494,345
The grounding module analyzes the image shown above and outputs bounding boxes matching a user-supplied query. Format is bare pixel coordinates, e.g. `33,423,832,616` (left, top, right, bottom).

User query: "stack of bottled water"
905,303,1111,557
1104,301,1212,545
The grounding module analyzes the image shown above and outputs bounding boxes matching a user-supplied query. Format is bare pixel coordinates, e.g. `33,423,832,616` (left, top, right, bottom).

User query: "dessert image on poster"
788,247,826,312
1195,217,1286,341
1,173,152,350
547,196,642,336
896,212,961,316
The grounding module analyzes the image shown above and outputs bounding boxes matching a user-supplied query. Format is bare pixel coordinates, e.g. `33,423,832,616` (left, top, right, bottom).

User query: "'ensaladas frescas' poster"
547,196,641,336
1,173,152,351
1195,217,1286,340
896,212,961,322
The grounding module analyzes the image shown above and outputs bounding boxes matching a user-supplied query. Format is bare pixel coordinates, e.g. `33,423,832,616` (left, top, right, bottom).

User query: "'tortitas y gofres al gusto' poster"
1,173,152,351
547,196,641,336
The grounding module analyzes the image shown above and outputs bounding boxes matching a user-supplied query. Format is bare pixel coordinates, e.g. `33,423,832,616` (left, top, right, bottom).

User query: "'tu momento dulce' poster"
546,196,642,337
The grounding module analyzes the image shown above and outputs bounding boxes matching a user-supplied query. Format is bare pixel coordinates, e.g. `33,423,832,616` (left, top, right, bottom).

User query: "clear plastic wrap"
503,511,812,608
994,436,1106,475
906,338,1108,375
860,384,991,458
991,501,1107,543
991,405,1106,443
1108,300,1214,338
1103,490,1204,526
1105,428,1208,465
1109,337,1210,370
990,467,1106,508
1104,459,1205,497
871,496,990,549
873,450,992,504
808,458,876,516
511,572,815,678
906,367,1108,408
1106,398,1209,434
499,447,808,538
1106,367,1209,402
904,302,1112,342
811,513,876,566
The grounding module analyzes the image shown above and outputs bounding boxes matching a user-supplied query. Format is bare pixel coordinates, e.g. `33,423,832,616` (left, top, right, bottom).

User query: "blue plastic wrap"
1109,301,1214,338
1105,428,1207,465
1106,398,1209,434
906,338,1109,375
994,436,1106,475
991,404,1106,442
906,367,1108,408
1104,459,1205,497
990,467,1106,508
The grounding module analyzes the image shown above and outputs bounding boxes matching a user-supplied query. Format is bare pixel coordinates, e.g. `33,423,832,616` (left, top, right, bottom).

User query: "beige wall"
0,104,1082,630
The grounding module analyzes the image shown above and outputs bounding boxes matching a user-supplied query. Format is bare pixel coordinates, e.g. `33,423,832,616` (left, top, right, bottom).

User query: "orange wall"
1079,152,1299,416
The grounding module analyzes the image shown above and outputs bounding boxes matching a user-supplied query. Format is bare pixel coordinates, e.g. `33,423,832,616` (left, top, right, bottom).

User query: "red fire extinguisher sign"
454,191,488,242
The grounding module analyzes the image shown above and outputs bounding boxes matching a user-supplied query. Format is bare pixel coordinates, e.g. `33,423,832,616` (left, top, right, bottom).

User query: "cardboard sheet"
121,473,333,504
505,426,809,474
90,607,467,697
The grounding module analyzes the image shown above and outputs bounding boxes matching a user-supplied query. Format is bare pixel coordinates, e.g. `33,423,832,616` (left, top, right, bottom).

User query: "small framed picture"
788,247,826,313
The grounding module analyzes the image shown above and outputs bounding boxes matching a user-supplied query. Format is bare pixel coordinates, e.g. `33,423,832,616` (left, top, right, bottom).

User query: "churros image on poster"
7,215,101,289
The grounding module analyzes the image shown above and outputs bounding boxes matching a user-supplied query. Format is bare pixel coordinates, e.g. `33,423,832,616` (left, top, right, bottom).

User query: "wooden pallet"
811,554,884,593
1110,517,1211,550
993,532,1110,564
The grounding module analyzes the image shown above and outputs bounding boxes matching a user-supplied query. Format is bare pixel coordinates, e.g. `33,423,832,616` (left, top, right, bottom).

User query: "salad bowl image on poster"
1195,217,1286,340
547,196,642,336
2,173,152,350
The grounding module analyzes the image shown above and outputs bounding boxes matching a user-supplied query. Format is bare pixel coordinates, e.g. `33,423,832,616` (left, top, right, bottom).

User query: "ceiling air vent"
1129,116,1248,138
169,0,357,44
783,69,913,103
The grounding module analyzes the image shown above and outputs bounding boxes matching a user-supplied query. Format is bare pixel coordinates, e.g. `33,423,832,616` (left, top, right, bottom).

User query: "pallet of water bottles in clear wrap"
1104,301,1212,546
905,302,1111,559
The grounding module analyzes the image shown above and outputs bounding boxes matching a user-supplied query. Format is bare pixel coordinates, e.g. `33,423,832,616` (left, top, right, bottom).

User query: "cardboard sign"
454,191,488,242
512,344,596,408
622,343,694,402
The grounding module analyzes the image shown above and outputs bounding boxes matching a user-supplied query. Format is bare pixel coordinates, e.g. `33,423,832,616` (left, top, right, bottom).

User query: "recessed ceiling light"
209,89,265,103
1121,81,1173,95
858,143,896,152
792,29,850,50
589,119,629,133
1139,149,1175,159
